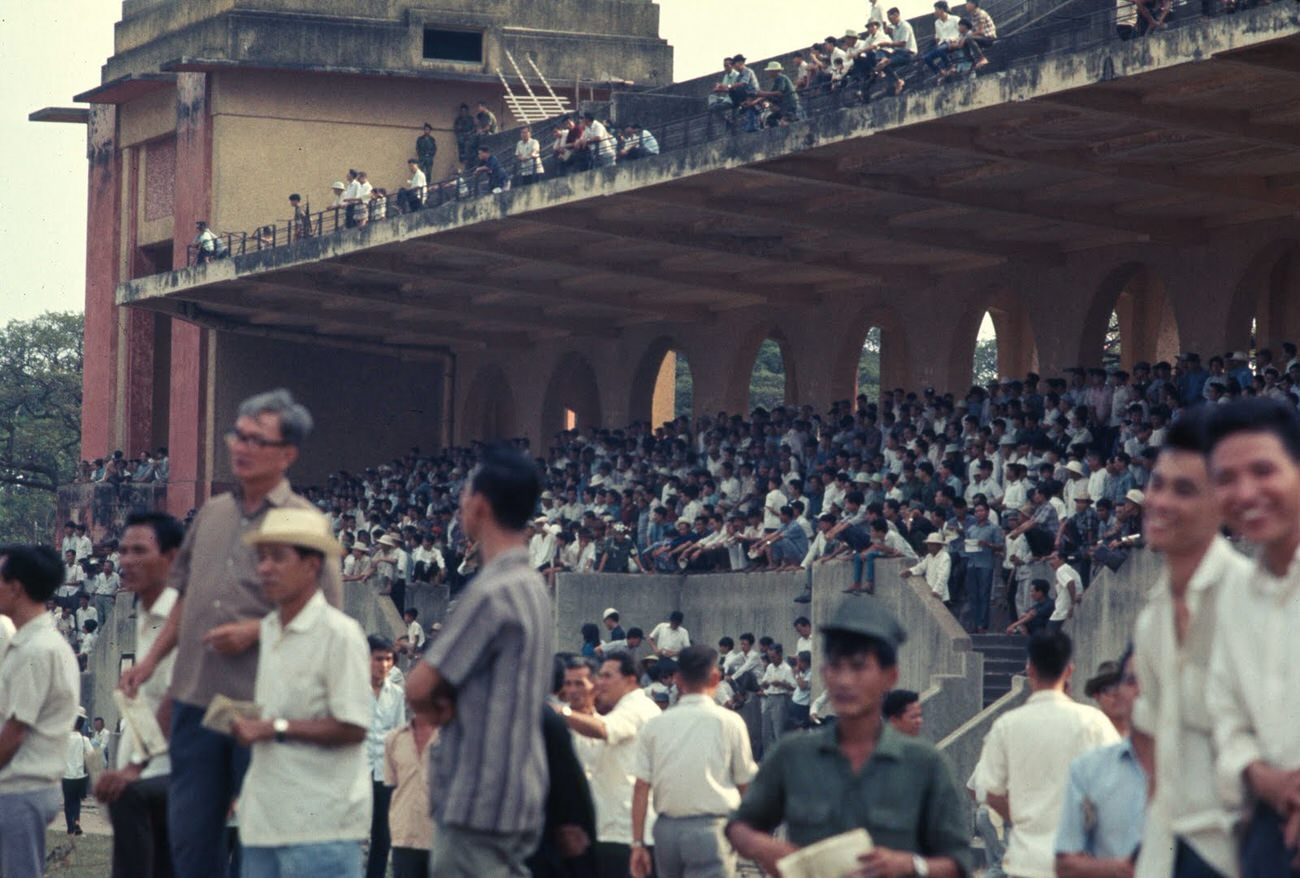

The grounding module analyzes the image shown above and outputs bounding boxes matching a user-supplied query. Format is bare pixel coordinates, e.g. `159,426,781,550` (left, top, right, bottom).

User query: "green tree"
674,353,694,419
0,312,84,542
748,339,787,410
973,336,999,386
1102,310,1122,368
857,327,881,402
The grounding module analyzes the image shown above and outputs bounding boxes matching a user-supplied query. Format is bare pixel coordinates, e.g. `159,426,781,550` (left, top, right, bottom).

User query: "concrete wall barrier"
555,556,983,744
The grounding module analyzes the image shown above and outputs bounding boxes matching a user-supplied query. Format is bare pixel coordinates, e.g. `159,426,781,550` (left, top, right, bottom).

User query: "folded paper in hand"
112,690,169,760
775,829,875,878
201,694,262,736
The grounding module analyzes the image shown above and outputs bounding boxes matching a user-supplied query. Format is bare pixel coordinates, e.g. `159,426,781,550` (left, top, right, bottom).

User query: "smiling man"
1204,398,1300,875
726,598,970,878
119,388,343,878
1128,411,1250,878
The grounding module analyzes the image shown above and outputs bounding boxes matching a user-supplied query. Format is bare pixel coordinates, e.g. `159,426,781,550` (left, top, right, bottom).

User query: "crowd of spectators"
75,447,169,486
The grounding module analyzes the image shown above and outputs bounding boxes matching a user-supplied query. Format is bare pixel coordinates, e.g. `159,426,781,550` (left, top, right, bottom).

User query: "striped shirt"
424,546,553,834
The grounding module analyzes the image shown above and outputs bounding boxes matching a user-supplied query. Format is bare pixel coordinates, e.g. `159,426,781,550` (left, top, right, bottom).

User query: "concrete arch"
831,305,912,401
1082,263,1180,369
541,351,603,438
628,335,695,425
944,287,1039,390
1226,239,1300,355
726,326,798,413
461,364,517,441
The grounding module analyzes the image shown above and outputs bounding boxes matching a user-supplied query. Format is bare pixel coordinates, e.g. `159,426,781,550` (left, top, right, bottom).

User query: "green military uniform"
731,597,972,874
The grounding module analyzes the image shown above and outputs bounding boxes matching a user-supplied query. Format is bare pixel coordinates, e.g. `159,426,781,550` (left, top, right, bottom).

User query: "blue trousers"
1241,804,1299,877
243,841,363,878
852,551,884,587
169,701,251,878
924,45,954,72
966,566,994,630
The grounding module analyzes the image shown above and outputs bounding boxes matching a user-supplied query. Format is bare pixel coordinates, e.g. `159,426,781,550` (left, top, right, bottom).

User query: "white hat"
1125,489,1145,506
533,515,549,524
764,60,784,72
853,471,871,483
377,534,399,548
1066,461,1085,476
331,181,346,190
602,607,619,620
243,507,344,558
1074,489,1091,502
924,533,947,546
1230,351,1248,361
541,491,555,500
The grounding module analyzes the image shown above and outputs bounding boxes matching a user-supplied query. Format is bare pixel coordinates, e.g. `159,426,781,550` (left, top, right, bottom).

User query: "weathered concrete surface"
938,675,1031,797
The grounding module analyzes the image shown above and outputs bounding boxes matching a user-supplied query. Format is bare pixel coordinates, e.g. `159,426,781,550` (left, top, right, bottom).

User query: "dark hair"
0,545,64,602
739,632,755,644
677,645,718,685
123,511,185,553
469,442,542,530
626,626,644,640
718,636,735,648
793,616,810,627
669,610,684,623
603,651,639,679
1204,398,1300,461
581,623,601,645
367,634,394,654
1030,578,1050,597
1027,631,1072,681
882,688,919,718
404,607,419,620
824,629,897,668
83,619,98,633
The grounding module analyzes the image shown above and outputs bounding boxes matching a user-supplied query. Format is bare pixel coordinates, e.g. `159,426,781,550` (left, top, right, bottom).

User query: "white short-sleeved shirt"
64,731,93,779
590,688,661,843
632,693,756,818
760,661,795,696
407,620,425,650
971,690,1119,878
116,588,178,779
1051,564,1081,621
238,591,373,846
648,623,690,656
0,613,80,793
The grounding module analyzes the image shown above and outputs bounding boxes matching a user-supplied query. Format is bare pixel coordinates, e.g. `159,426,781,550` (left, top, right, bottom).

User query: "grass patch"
44,828,113,877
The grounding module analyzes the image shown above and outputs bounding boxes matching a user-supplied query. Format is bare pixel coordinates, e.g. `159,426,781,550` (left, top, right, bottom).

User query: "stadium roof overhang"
117,8,1300,358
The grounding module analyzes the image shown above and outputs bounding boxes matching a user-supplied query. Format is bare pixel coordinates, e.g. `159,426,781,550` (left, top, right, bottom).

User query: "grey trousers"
0,786,61,878
760,695,790,754
652,816,734,878
429,822,540,878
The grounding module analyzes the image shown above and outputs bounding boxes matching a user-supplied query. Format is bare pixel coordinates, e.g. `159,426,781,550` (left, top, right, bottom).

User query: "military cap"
820,596,907,649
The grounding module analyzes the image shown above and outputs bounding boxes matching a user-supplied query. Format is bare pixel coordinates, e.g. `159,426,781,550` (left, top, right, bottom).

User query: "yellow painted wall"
118,88,175,148
651,349,676,425
209,70,505,236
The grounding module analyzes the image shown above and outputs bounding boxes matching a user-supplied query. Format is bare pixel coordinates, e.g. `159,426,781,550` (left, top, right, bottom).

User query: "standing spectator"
93,510,184,878
119,388,343,878
648,611,691,658
398,159,426,213
962,500,1003,632
405,443,553,878
472,145,509,194
0,545,80,875
231,507,372,876
193,220,221,264
758,643,795,752
1204,399,1300,876
365,636,407,878
514,126,543,186
403,608,425,652
415,122,437,183
289,193,312,239
601,608,625,642
970,632,1120,878
57,548,85,609
62,712,95,835
383,715,438,878
629,645,757,878
883,689,923,736
1054,649,1146,875
453,103,475,163
89,558,120,629
728,599,971,876
789,651,814,730
560,652,661,878
902,532,953,601
1047,551,1082,633
1130,413,1250,878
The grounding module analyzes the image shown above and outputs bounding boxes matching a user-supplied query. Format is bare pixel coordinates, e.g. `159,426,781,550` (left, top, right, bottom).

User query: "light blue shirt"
1055,738,1146,861
367,679,406,782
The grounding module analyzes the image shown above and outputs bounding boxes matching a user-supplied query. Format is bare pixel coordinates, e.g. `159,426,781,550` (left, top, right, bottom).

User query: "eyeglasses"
224,428,291,449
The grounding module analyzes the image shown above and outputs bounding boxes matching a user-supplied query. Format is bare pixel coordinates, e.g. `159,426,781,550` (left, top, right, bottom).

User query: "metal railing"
184,0,1237,268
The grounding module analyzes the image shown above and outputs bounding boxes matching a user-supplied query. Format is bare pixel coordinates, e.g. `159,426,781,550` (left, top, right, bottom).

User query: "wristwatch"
630,840,646,849
912,854,930,877
272,718,289,743
561,705,573,718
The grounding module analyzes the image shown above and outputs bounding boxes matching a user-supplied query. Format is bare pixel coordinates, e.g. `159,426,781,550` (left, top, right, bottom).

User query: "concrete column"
168,73,214,514
81,104,122,463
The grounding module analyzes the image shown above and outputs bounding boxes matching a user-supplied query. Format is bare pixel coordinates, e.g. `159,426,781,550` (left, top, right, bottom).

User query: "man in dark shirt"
1007,580,1053,636
415,123,438,183
472,146,509,193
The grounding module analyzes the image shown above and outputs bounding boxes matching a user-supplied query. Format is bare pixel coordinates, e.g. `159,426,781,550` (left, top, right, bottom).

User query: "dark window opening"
423,28,483,63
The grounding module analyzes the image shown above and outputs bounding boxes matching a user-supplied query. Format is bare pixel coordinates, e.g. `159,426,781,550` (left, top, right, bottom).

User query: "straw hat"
764,60,784,72
243,507,344,558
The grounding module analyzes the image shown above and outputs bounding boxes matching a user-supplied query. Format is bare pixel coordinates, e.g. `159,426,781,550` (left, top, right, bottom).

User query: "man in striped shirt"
960,0,997,70
406,443,553,877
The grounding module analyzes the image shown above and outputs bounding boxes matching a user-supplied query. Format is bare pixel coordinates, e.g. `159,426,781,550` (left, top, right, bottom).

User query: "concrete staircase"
971,633,1027,708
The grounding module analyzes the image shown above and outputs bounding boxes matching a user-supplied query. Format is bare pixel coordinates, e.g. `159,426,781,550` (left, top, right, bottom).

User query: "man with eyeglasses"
120,388,343,878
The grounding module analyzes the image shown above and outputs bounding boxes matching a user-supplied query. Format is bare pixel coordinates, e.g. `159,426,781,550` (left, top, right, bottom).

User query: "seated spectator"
1006,579,1054,635
924,1,963,77
757,61,802,126
874,8,918,95
618,124,659,161
397,158,426,212
554,116,588,176
959,0,997,70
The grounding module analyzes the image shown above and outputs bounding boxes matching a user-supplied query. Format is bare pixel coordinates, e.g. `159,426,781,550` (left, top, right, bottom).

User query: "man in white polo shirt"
971,631,1118,878
231,508,372,877
0,544,81,877
630,644,756,878
93,511,185,878
648,611,690,658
